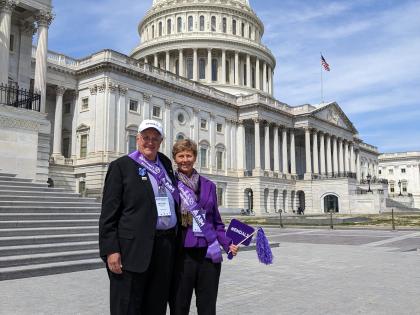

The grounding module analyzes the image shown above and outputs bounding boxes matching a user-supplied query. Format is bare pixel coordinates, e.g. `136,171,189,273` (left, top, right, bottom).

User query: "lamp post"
279,209,284,228
366,173,372,193
398,180,402,196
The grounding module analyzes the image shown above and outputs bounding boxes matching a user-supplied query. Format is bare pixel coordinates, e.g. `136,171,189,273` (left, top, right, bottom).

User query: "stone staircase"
385,198,420,212
0,172,103,281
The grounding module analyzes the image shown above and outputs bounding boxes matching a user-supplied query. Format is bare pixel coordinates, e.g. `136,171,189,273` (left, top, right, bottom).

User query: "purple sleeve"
211,184,232,253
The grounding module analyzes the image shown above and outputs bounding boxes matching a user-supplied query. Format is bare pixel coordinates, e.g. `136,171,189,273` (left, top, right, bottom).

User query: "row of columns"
143,48,274,94
0,1,53,113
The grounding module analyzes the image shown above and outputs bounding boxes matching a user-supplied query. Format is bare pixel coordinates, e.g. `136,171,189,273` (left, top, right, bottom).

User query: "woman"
171,139,238,315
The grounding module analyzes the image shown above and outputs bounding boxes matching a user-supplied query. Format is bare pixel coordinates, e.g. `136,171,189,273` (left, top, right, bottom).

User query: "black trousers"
171,247,222,315
108,231,176,315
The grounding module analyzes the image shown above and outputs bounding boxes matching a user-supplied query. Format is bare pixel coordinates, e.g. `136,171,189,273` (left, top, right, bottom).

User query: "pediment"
312,102,357,133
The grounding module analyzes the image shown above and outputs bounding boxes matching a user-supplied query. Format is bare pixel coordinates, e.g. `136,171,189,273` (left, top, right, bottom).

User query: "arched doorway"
273,189,279,212
244,188,253,211
297,190,305,214
264,188,269,212
324,194,339,213
282,190,287,213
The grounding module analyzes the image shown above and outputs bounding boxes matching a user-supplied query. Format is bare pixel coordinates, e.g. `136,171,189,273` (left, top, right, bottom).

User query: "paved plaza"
1,228,419,315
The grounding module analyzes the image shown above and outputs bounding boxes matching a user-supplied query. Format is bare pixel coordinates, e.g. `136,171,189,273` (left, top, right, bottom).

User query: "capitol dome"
130,0,276,96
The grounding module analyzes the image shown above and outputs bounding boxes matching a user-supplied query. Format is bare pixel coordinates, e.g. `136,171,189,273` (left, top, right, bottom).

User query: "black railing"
0,84,40,112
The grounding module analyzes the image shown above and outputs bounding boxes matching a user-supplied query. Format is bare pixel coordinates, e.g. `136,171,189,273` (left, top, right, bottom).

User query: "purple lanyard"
128,151,179,201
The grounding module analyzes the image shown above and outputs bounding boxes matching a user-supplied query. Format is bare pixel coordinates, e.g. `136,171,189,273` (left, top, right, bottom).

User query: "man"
99,119,179,314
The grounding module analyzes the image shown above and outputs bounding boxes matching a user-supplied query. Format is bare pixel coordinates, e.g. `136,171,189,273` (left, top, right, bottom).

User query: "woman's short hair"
172,139,198,159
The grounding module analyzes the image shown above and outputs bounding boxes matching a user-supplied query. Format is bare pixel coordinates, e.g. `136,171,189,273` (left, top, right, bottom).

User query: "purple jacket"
183,175,231,253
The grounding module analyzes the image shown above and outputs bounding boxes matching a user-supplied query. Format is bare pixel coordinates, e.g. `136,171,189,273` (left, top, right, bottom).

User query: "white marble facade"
1,0,388,214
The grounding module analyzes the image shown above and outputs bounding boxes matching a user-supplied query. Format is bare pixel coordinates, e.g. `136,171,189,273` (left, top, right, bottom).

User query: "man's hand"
107,252,123,274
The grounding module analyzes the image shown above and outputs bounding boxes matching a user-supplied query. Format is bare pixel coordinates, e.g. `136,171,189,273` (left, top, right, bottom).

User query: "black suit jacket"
99,152,179,273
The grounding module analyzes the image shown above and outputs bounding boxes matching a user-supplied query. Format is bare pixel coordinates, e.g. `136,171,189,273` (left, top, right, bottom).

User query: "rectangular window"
188,16,193,31
80,134,88,158
402,182,407,192
186,58,193,79
64,103,71,114
378,170,382,175
232,20,237,35
152,106,161,118
177,17,182,32
200,119,207,129
62,138,70,158
200,15,205,31
129,100,138,112
128,135,137,153
401,168,406,173
211,16,216,32
217,186,224,206
216,123,223,133
388,169,393,175
222,17,227,33
216,151,223,170
9,34,14,52
199,58,206,79
81,97,89,111
200,148,207,168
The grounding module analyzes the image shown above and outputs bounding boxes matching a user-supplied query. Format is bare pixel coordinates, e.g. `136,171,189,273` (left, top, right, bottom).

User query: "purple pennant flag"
226,219,255,260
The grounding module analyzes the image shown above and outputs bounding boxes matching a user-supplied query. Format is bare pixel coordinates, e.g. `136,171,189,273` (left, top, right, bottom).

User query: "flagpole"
320,52,324,104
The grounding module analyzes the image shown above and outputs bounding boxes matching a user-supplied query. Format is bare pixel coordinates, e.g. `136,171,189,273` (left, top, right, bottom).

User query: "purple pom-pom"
256,227,273,265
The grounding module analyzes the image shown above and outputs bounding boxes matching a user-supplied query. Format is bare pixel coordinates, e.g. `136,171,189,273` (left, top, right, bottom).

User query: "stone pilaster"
237,120,245,176
313,130,319,174
142,93,151,120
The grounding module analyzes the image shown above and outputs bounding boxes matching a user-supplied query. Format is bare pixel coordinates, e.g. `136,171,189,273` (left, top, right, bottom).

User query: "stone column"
52,86,66,158
0,0,16,85
237,121,246,176
34,10,53,113
350,142,355,173
144,56,148,64
164,100,172,156
326,134,332,176
178,49,184,76
282,128,288,174
253,119,261,173
165,51,170,71
338,138,344,175
207,49,212,83
231,121,237,171
154,53,158,67
246,54,251,88
262,62,267,92
290,129,296,175
221,49,226,84
305,128,312,177
319,132,326,175
344,141,350,173
225,120,231,172
234,51,239,86
255,58,260,90
70,91,79,160
356,150,361,182
142,93,151,119
333,136,338,175
209,114,216,172
273,125,280,173
312,130,319,174
268,66,272,95
193,48,198,81
264,122,270,172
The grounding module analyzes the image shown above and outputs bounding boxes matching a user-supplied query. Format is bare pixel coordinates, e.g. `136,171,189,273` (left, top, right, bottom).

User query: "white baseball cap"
138,119,164,137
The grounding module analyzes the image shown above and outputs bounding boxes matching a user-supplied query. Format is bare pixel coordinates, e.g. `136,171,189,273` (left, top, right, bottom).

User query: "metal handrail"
0,84,40,112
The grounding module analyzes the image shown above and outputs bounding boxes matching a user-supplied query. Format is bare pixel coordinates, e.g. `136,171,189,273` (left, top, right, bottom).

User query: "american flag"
321,54,330,71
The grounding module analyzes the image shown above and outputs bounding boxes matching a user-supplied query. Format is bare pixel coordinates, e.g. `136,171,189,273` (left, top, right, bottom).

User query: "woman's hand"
229,244,239,256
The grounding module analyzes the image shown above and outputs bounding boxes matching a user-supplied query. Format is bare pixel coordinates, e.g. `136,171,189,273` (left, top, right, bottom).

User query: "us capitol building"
1,0,391,214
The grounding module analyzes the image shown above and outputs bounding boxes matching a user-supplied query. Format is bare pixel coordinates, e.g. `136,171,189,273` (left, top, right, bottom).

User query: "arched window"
211,16,216,31
188,16,193,31
241,22,245,36
175,59,179,75
199,58,206,79
232,19,237,35
200,15,205,31
167,19,172,35
159,21,162,36
251,67,255,88
176,133,185,141
177,17,182,32
248,25,252,38
152,25,155,38
212,59,218,81
226,60,230,83
186,58,193,79
243,63,247,86
222,17,227,33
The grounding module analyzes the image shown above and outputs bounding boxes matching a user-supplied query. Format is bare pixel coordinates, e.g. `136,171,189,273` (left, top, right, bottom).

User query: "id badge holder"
192,210,205,237
156,185,171,217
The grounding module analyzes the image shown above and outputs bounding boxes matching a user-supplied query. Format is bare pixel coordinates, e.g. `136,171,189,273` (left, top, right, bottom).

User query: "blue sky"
48,0,420,153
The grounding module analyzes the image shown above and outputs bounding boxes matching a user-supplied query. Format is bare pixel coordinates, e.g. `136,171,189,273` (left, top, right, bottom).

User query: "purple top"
183,175,231,253
148,157,177,230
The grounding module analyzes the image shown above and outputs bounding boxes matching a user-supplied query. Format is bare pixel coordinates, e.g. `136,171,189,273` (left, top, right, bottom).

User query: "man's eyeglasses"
139,134,162,144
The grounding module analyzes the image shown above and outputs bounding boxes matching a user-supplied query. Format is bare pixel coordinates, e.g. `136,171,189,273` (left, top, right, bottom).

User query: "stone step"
0,201,99,207
0,195,97,203
0,233,98,246
0,185,66,192
0,258,104,281
0,180,48,188
0,172,17,178
0,219,98,228
0,176,33,182
0,249,99,268
0,213,100,221
0,190,80,197
0,241,98,257
0,226,98,237
0,206,100,214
